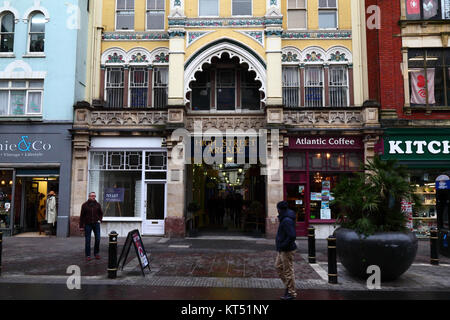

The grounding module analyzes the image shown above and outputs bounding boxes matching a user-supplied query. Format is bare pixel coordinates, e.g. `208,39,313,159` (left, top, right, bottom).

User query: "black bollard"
430,228,439,266
108,231,118,279
327,235,338,284
0,232,2,276
308,227,316,264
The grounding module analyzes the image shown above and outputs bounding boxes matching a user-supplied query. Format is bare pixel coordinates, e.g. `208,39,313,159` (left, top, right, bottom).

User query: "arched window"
0,12,14,52
28,12,45,53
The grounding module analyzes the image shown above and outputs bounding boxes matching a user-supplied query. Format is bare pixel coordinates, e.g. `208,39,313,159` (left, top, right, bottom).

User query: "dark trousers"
84,223,100,257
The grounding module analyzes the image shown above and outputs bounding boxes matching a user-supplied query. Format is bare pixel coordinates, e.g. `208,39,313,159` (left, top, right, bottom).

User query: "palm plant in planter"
332,156,421,281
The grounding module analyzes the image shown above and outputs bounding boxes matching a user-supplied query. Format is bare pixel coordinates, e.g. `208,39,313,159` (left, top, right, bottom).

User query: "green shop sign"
379,129,450,161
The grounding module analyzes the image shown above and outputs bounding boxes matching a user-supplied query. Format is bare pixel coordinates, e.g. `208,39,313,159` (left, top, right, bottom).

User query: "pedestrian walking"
79,192,103,262
275,201,297,300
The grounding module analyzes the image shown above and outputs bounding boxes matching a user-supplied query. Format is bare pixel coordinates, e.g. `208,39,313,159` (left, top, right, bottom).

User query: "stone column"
70,105,92,236
264,129,284,238
165,136,186,237
167,29,186,108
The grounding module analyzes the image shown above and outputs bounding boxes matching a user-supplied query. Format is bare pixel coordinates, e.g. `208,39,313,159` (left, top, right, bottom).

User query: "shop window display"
0,170,13,229
409,169,442,237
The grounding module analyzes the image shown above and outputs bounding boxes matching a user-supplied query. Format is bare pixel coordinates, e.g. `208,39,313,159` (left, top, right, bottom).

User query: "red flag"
407,0,421,15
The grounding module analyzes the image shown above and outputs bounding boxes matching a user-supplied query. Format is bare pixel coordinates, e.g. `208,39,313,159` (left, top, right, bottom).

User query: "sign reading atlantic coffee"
289,136,363,150
379,129,450,161
0,134,62,162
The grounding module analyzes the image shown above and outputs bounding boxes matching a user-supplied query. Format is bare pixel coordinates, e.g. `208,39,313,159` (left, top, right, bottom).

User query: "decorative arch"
301,46,327,64
127,47,151,65
282,46,301,64
184,38,267,104
326,46,352,64
150,47,169,65
101,47,127,65
0,2,20,23
0,60,46,78
22,1,50,22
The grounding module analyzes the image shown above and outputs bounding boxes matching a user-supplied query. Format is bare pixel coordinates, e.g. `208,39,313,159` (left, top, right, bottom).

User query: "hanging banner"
410,68,435,105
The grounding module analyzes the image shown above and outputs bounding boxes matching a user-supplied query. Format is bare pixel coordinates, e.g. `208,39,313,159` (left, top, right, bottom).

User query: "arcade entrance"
186,163,266,237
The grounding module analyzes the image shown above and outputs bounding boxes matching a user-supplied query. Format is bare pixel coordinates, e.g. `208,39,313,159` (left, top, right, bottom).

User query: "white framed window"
329,66,349,107
28,12,45,53
287,0,307,29
318,0,337,29
105,67,124,108
282,66,300,108
0,12,14,53
305,67,324,107
129,67,148,108
116,0,134,30
232,0,252,16
146,0,165,30
199,0,219,17
0,80,44,116
153,67,168,108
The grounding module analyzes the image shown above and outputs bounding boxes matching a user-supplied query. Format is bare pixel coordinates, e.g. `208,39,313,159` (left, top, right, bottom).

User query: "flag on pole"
410,68,435,105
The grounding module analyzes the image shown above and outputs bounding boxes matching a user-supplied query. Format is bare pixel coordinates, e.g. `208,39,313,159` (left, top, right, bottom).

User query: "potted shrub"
331,156,421,281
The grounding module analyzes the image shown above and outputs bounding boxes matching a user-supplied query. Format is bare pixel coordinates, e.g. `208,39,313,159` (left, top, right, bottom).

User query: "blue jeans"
84,223,100,257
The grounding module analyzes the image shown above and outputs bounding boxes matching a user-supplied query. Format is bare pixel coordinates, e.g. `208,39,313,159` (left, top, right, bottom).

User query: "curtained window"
0,80,43,116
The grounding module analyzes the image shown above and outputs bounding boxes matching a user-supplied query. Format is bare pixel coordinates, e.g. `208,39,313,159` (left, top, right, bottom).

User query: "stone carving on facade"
284,110,363,127
186,116,266,131
89,111,168,127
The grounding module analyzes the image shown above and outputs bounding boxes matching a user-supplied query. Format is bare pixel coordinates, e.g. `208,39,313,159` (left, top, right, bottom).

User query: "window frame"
318,0,338,30
0,11,15,53
153,67,168,108
27,11,46,54
0,80,44,116
115,0,135,31
287,0,308,30
405,0,449,21
146,0,165,31
198,0,220,18
407,48,449,108
216,68,237,111
129,67,149,108
282,66,300,108
328,65,349,107
105,67,125,108
304,66,325,107
231,0,253,17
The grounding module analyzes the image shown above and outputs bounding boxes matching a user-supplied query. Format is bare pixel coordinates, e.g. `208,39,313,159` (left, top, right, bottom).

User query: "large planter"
335,228,418,281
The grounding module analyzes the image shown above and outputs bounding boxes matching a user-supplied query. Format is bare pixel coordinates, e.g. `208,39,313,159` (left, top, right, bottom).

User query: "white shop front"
88,137,167,237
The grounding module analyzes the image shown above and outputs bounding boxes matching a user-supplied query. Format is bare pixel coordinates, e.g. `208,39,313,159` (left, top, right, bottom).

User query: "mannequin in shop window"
37,193,46,234
46,190,57,235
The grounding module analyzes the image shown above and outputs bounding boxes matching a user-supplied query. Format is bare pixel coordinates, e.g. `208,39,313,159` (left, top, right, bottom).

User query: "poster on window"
401,200,414,231
320,209,331,220
444,0,450,19
407,0,421,15
410,68,436,105
423,0,439,19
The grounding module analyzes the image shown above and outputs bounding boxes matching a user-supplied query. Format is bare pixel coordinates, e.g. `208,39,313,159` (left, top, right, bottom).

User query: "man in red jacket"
79,192,103,261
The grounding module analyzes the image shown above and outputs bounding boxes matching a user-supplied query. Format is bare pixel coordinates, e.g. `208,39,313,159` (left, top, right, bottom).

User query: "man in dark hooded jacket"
275,201,297,300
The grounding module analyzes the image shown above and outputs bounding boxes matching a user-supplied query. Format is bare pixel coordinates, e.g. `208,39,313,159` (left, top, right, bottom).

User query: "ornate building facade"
71,0,379,239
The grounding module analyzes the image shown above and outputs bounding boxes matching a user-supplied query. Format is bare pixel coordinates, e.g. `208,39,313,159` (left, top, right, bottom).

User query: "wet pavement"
1,235,450,300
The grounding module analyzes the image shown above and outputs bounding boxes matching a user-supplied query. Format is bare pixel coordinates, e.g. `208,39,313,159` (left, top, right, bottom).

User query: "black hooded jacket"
275,208,298,252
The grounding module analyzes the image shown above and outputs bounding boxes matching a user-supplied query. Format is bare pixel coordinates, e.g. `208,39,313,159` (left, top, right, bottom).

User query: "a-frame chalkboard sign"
117,229,151,277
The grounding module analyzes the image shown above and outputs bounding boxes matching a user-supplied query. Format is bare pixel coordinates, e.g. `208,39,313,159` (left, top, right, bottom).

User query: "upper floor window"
232,0,252,16
282,66,300,108
0,12,14,53
318,0,337,29
0,80,44,116
147,0,165,30
105,67,124,108
305,67,324,107
408,48,450,107
116,0,134,30
287,0,307,29
28,12,45,53
406,0,450,20
129,67,148,108
199,0,219,17
329,66,348,107
153,67,168,108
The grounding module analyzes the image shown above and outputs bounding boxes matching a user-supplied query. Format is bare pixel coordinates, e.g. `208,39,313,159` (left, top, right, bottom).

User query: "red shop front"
284,136,364,237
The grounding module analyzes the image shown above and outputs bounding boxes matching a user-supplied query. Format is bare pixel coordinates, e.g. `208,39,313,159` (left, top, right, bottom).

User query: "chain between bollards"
308,227,316,264
430,228,439,266
108,231,118,279
327,235,338,284
0,232,3,276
